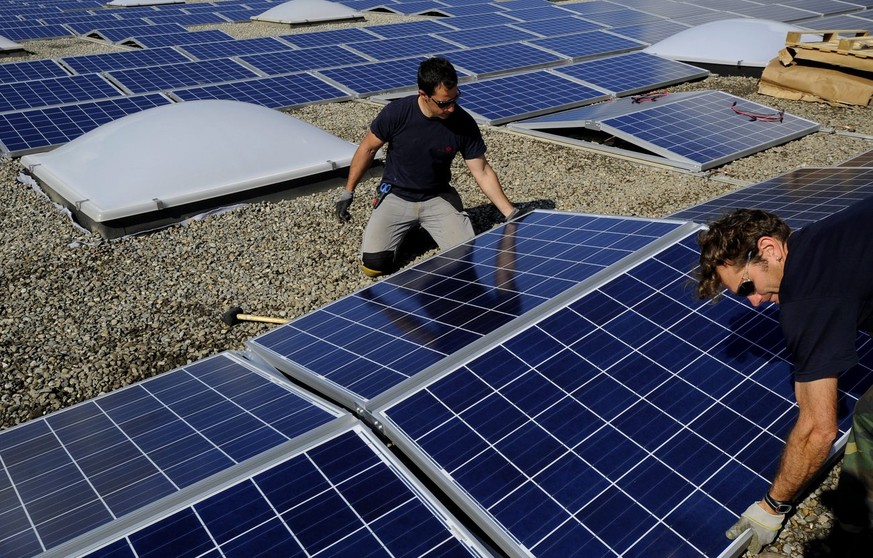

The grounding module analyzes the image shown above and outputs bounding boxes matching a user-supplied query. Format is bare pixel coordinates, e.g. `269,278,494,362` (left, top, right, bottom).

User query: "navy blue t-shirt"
370,95,486,201
780,196,873,381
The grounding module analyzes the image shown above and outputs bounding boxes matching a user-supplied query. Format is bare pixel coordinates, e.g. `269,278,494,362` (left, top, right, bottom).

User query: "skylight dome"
20,100,357,236
252,0,363,24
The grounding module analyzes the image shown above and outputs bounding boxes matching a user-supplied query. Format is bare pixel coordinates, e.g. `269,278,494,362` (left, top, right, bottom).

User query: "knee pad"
362,251,394,277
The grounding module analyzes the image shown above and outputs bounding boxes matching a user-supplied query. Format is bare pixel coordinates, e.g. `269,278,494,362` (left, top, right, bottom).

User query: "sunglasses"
736,251,755,297
430,91,461,108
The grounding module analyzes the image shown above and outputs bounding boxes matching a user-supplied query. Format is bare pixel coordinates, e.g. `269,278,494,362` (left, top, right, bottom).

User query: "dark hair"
417,57,458,96
696,208,791,300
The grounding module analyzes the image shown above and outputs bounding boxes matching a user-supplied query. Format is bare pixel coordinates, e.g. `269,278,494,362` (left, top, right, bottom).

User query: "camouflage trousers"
838,385,873,530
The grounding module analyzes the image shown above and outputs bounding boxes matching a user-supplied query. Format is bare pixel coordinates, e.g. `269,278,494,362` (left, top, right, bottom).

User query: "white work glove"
726,502,785,554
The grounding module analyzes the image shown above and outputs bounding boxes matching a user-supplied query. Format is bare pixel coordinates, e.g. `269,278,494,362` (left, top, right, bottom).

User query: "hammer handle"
237,313,289,325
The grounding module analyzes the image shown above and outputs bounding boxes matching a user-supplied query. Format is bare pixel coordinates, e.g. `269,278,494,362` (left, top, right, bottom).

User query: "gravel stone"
1,9,872,557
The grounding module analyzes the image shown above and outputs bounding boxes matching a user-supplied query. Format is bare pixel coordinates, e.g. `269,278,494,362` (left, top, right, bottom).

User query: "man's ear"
757,235,786,262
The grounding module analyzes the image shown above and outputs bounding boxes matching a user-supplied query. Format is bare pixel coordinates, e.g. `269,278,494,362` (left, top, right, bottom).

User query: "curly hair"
696,208,791,301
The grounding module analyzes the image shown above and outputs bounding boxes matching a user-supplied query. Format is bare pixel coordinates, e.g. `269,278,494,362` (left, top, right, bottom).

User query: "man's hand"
726,502,785,554
336,189,354,223
506,205,533,222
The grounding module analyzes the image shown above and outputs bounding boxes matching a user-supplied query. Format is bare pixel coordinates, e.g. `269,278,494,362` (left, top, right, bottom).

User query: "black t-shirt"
370,95,486,201
780,196,873,381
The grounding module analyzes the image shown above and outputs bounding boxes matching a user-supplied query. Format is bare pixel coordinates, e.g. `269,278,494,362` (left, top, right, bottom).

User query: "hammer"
221,306,289,327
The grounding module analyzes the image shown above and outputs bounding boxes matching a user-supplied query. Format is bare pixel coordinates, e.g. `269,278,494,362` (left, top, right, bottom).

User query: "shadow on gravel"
803,477,872,558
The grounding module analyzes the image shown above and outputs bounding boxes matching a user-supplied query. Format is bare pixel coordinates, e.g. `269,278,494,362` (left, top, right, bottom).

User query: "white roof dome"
252,0,363,24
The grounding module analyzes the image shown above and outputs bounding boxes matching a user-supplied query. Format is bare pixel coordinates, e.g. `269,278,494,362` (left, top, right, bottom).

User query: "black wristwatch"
763,492,794,514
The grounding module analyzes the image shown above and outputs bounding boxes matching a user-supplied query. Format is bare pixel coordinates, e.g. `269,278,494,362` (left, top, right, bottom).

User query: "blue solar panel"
280,27,379,48
725,4,818,21
557,0,628,15
444,42,566,76
364,19,455,38
460,71,609,125
130,29,234,48
572,6,668,26
840,148,873,167
609,20,692,44
169,73,351,109
238,45,370,75
374,233,873,558
0,352,342,557
780,0,861,16
179,37,294,60
0,93,172,156
210,7,263,22
630,1,718,18
381,0,450,15
550,52,709,96
106,59,260,94
344,35,457,60
0,59,68,85
435,23,541,48
144,12,231,26
670,167,873,228
509,15,603,37
434,11,520,29
433,2,505,16
498,4,578,21
0,23,71,41
86,23,187,43
526,30,645,60
38,13,123,26
66,18,151,33
59,47,193,74
599,91,821,171
78,425,489,558
797,13,873,32
248,212,688,409
0,73,121,113
316,57,426,95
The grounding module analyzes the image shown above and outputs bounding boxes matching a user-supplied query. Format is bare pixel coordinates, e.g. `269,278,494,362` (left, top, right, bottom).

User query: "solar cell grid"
550,51,708,97
725,4,818,21
608,19,692,44
433,11,520,29
0,352,342,557
316,57,426,95
143,12,230,25
496,4,577,21
557,0,630,15
375,233,873,558
382,0,451,15
78,426,489,558
169,73,351,109
434,2,507,16
87,23,187,43
797,14,873,31
435,24,541,48
572,6,668,26
106,58,260,94
0,93,172,156
248,212,688,409
343,34,456,60
0,73,121,113
459,71,609,125
527,29,645,60
364,18,455,38
839,148,873,167
238,45,370,75
280,26,379,48
59,47,192,75
0,59,68,85
670,167,873,228
443,42,566,76
779,0,861,16
509,15,603,37
179,37,294,60
130,29,234,48
0,23,71,41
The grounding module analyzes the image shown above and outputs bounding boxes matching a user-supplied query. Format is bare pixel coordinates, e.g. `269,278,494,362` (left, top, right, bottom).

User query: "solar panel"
670,167,873,228
497,5,577,22
280,26,379,48
143,12,231,25
797,13,873,32
839,148,873,167
66,18,152,33
435,24,541,48
59,47,193,75
631,1,718,18
373,232,873,558
238,45,370,75
0,73,121,113
344,35,458,60
434,2,507,16
0,93,173,156
105,58,260,94
550,52,709,97
433,12,520,29
178,37,294,60
725,4,818,21
364,19,455,38
780,0,861,16
74,424,491,558
128,29,234,48
572,7,668,26
526,30,645,61
557,0,630,15
458,71,609,125
169,73,352,109
0,352,343,557
0,23,71,41
443,42,566,76
378,0,450,15
316,57,427,95
508,91,821,171
508,15,603,37
247,212,691,411
85,23,187,43
0,59,68,85
609,20,692,44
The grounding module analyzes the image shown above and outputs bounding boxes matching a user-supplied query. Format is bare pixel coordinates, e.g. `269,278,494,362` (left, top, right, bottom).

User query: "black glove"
506,205,533,222
336,189,354,223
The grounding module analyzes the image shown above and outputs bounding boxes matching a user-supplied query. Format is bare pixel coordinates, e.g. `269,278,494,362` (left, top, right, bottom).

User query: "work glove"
336,189,354,223
506,205,533,222
726,502,785,554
